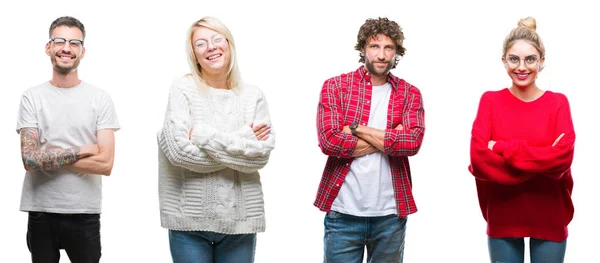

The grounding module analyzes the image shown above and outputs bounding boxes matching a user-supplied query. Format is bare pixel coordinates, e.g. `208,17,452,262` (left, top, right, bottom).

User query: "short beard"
51,55,80,75
365,56,392,77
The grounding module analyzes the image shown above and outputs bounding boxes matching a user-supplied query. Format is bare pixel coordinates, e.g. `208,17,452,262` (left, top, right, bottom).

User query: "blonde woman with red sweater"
469,17,575,263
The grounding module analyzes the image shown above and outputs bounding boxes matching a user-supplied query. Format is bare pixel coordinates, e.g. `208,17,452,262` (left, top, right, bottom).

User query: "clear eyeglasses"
49,38,84,47
505,55,539,68
194,34,226,49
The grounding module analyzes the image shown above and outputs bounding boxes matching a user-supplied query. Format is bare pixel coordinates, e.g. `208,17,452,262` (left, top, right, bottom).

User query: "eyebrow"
506,54,538,57
194,34,223,42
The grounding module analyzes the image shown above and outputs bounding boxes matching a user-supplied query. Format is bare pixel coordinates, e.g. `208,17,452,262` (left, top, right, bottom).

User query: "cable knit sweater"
158,75,275,234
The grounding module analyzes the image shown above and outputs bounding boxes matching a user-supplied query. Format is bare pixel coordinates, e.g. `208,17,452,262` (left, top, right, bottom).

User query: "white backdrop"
0,0,598,262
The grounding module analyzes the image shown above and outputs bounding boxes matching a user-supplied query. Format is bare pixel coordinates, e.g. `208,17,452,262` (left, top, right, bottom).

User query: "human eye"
507,56,519,63
52,38,66,44
195,40,207,48
213,35,225,43
525,56,537,63
69,40,83,46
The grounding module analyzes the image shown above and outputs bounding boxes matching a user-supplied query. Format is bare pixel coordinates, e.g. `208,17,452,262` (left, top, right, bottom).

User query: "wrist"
350,122,358,137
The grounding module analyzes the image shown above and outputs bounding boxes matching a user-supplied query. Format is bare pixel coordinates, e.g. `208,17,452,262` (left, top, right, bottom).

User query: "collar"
356,66,400,91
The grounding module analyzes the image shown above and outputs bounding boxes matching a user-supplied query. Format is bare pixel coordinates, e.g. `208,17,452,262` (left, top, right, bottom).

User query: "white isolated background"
0,0,597,262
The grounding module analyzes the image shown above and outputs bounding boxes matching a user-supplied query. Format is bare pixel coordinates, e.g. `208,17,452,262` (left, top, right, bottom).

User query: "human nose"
59,42,73,52
376,47,386,60
206,40,217,51
516,59,527,70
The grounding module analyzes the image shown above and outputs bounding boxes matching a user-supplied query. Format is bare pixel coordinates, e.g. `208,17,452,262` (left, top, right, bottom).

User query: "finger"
252,123,267,132
257,128,270,140
552,133,565,147
395,124,404,130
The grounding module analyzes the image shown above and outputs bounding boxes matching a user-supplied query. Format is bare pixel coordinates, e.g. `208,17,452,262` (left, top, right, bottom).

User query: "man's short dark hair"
49,16,85,39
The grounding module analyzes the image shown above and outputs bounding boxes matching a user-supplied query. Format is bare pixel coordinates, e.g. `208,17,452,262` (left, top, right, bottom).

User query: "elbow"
100,156,115,176
404,144,423,156
102,163,114,176
21,156,39,171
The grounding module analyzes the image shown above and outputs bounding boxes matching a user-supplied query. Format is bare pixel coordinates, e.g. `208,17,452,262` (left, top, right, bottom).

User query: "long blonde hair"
186,16,241,91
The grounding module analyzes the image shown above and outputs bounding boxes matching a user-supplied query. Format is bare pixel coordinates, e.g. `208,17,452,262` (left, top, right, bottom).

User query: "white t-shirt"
331,83,396,217
16,81,120,214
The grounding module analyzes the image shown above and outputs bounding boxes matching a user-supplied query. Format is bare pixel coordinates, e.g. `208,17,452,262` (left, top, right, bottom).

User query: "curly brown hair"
354,17,405,68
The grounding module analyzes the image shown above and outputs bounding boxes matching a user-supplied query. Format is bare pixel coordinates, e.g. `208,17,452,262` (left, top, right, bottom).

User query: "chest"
490,101,557,145
338,81,407,128
188,92,248,133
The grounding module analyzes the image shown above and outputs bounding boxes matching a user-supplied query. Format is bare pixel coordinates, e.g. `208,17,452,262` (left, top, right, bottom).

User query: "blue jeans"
323,211,407,263
26,212,101,263
169,230,256,263
488,237,567,263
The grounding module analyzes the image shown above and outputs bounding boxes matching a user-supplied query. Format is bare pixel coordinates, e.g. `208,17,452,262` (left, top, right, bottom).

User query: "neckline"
504,88,548,104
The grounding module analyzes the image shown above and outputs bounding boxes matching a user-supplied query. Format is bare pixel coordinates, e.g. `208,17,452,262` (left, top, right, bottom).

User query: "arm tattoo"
20,128,82,171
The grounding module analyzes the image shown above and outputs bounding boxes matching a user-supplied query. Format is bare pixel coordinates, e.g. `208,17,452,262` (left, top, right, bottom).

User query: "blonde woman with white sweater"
157,16,275,263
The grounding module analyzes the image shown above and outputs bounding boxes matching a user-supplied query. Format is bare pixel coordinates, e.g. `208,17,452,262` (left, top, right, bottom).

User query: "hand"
250,123,270,141
488,140,496,150
342,125,351,134
80,144,100,157
395,124,404,131
552,133,565,147
189,127,194,140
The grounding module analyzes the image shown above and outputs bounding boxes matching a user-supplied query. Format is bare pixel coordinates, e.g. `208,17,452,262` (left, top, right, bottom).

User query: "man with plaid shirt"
315,17,425,263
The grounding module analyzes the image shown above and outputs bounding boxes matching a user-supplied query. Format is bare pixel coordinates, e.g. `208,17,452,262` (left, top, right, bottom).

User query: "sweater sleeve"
469,92,535,184
316,78,358,158
157,79,226,173
491,94,575,179
190,88,275,174
383,85,425,156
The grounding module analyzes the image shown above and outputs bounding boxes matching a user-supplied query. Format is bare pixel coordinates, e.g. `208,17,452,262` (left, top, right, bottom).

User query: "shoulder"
238,82,267,101
396,79,422,95
322,69,357,88
543,90,570,107
21,82,49,97
480,88,506,101
81,81,116,102
170,75,196,92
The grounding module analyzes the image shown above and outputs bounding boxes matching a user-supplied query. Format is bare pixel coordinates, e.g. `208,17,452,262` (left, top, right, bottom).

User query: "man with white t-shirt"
314,17,425,262
16,16,120,263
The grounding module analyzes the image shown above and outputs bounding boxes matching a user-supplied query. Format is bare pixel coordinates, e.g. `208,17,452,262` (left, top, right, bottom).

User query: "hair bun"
517,17,537,30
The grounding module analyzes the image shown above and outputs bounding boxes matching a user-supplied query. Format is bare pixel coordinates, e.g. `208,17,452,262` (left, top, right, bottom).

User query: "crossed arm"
19,127,104,173
159,81,274,174
64,129,116,176
341,124,404,157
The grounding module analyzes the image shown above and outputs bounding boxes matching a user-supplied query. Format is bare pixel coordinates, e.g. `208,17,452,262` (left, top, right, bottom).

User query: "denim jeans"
488,237,567,263
169,230,257,263
323,211,407,263
26,212,101,263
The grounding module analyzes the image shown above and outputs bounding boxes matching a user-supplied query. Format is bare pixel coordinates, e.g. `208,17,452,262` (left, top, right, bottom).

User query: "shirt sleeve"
316,78,358,158
190,88,275,174
157,78,226,173
469,92,536,184
491,93,575,179
16,90,38,133
383,85,425,156
96,91,121,131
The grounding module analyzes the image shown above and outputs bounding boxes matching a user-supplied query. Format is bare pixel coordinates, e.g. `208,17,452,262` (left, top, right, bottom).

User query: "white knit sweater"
157,75,275,234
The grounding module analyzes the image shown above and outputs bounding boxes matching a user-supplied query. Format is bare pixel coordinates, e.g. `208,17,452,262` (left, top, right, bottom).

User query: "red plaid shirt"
314,66,425,217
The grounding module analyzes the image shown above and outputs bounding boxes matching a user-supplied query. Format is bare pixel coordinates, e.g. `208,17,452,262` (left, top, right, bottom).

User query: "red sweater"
469,88,575,242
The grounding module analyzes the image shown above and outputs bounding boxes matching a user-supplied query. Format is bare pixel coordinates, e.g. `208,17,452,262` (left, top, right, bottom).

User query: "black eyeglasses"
49,38,84,47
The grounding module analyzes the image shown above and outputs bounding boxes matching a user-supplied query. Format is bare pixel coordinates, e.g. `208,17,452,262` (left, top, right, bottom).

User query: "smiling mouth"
207,54,222,61
515,73,530,80
56,53,75,60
